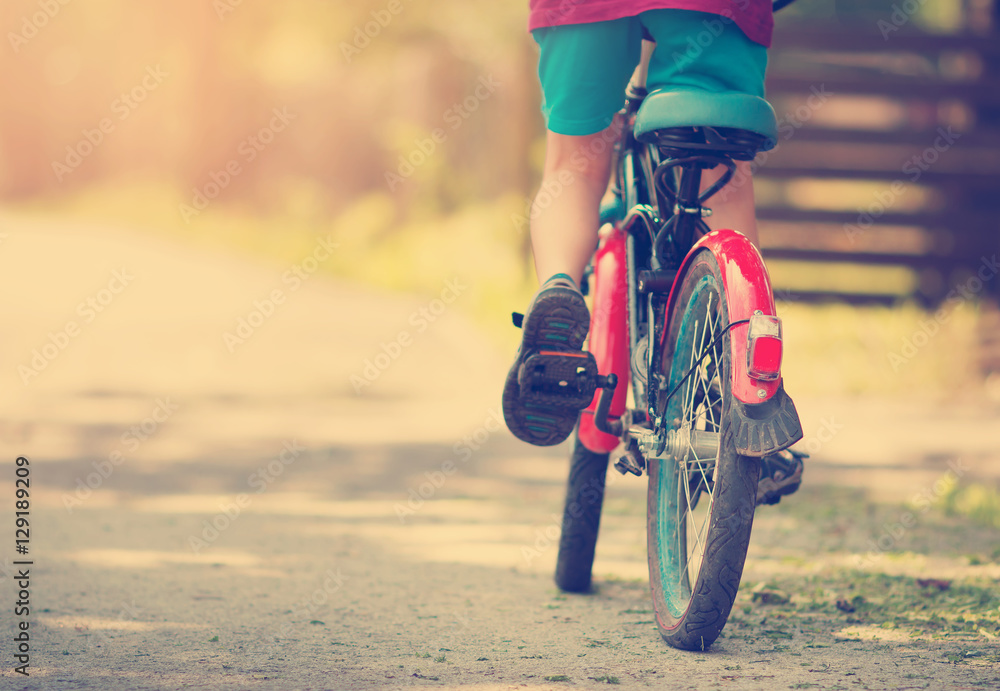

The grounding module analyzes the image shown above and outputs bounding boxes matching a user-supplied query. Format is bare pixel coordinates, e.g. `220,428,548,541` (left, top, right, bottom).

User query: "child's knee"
545,127,617,184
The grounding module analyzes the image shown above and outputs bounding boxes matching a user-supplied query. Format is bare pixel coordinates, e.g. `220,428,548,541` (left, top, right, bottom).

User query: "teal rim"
654,273,725,619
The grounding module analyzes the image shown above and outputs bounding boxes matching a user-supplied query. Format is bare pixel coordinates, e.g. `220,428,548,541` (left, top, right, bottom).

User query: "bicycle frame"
578,52,800,458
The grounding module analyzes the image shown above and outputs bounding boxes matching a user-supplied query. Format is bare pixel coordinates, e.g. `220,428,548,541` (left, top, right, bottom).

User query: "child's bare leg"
701,160,759,247
529,126,617,286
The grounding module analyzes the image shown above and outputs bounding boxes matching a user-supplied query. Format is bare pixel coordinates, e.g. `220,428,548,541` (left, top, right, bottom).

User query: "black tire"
646,249,760,650
554,429,610,593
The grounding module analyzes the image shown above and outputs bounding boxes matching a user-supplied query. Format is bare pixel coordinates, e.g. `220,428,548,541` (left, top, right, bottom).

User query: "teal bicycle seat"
634,89,778,150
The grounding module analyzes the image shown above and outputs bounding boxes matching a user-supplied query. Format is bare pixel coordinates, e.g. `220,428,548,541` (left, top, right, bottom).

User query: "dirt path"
1,213,998,690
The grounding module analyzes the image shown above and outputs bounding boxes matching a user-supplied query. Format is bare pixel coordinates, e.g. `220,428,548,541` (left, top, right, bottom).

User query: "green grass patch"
739,571,1000,640
941,482,1000,530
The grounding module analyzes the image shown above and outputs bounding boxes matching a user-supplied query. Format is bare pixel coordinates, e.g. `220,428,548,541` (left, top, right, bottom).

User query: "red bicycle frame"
578,226,784,454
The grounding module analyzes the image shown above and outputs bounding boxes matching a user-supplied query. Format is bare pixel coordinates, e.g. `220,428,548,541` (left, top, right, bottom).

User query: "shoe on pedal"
502,274,591,446
756,449,805,506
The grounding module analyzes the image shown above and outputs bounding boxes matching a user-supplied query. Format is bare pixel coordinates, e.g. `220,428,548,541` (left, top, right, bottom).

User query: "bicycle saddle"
634,89,778,153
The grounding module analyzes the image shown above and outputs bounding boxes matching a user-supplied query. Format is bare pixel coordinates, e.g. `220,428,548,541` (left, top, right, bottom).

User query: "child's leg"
532,134,760,281
530,125,618,286
702,160,759,247
505,21,640,446
529,19,642,286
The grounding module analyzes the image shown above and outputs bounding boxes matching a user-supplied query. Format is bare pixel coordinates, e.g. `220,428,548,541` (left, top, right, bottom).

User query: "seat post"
677,162,702,209
674,162,706,253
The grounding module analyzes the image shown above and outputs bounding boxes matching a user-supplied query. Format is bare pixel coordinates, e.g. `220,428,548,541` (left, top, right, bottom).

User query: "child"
503,1,802,503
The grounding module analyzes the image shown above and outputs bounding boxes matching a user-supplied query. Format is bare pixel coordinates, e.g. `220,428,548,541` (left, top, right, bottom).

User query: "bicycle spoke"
675,289,726,593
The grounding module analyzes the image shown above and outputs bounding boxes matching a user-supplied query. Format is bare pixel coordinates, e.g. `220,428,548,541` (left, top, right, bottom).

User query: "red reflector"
748,336,782,380
747,313,782,381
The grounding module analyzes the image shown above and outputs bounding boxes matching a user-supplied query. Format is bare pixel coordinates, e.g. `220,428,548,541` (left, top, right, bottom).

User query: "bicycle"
528,5,805,651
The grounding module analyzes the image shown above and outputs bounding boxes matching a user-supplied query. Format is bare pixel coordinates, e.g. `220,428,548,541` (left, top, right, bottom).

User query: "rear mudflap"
728,381,803,457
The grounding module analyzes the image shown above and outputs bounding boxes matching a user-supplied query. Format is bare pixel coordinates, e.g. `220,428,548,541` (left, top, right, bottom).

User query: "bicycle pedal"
614,439,645,476
518,350,599,409
614,450,644,476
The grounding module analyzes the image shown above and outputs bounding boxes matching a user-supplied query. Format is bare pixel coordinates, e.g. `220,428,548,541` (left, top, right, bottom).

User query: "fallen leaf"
916,578,951,591
752,590,790,605
835,599,855,613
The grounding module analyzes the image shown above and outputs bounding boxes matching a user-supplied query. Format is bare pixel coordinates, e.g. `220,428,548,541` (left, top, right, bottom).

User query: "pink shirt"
528,0,773,48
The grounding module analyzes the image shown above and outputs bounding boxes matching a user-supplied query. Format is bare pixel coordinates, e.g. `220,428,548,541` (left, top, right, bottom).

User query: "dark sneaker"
502,274,590,446
756,449,805,506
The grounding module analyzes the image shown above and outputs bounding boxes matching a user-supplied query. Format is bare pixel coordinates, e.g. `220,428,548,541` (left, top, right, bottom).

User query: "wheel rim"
654,273,725,619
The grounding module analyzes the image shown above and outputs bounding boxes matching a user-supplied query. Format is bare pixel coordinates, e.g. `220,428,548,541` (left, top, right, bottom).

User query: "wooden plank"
766,76,1000,106
756,166,1000,187
755,206,999,231
759,141,992,176
770,289,903,306
759,221,935,254
761,248,974,268
772,27,1000,56
764,127,1000,150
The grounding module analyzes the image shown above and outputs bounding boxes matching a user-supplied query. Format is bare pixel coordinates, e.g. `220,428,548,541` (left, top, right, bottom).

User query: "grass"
728,479,1000,650
734,570,1000,642
941,482,1000,529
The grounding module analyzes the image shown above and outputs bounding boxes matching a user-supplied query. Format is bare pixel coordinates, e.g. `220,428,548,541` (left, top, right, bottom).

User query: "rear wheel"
646,250,760,650
554,428,610,593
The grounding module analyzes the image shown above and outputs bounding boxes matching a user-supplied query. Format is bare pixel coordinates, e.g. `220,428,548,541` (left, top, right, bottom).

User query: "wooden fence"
758,25,1000,313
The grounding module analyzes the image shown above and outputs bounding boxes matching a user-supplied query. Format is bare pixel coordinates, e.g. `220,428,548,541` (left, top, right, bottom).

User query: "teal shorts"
532,10,768,136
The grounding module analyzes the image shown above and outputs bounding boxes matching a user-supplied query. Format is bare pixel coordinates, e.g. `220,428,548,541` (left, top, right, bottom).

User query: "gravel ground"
1,216,998,689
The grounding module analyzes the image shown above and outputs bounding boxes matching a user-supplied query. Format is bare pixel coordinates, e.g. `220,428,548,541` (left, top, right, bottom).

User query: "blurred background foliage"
0,0,992,397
